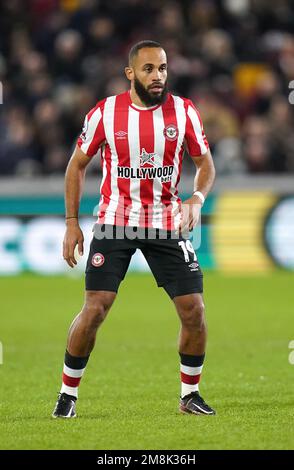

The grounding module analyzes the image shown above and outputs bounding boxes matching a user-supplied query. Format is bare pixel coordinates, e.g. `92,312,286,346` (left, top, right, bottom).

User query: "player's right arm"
63,145,92,268
63,99,106,267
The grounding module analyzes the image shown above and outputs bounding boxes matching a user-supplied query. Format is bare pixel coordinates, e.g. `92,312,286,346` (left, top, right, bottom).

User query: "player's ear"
125,66,134,81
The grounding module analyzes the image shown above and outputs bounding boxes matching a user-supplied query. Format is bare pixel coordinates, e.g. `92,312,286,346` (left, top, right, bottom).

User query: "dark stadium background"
1,0,294,176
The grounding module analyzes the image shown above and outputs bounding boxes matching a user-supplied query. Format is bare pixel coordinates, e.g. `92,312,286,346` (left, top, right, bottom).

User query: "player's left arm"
180,149,216,231
192,148,215,200
180,98,216,232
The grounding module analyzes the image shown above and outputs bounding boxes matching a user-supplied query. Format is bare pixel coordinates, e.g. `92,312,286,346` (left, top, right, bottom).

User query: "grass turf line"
0,271,293,449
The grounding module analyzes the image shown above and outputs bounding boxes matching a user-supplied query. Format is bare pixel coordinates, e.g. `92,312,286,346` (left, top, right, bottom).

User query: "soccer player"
52,40,216,418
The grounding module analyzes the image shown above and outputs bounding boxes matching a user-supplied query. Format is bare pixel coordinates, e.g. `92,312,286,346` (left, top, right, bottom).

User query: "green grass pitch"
0,271,293,450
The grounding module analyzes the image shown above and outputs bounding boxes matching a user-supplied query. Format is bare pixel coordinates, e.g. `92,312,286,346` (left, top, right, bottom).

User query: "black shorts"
85,225,203,299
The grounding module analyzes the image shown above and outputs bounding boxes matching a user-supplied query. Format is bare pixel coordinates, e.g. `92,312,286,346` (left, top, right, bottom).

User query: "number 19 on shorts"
178,240,197,262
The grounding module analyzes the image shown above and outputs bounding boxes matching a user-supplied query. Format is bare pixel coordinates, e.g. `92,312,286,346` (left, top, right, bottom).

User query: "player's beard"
134,76,168,106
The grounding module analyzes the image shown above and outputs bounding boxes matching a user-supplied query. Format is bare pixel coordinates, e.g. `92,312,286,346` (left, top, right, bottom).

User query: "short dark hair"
128,40,163,65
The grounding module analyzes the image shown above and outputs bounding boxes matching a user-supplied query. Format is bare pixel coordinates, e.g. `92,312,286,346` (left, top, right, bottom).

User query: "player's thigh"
142,236,203,299
85,234,136,293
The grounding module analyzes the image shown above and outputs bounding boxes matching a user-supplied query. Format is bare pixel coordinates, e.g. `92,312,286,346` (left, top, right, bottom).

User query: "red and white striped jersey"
77,91,209,229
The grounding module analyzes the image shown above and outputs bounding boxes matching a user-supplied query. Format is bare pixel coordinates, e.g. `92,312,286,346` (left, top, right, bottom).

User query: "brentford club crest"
163,124,178,141
91,253,105,267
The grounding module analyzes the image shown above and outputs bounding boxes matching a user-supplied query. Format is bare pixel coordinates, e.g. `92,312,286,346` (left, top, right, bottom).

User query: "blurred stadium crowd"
0,0,294,176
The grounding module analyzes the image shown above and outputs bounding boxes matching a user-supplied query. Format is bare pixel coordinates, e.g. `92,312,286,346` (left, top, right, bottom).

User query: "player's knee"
83,303,106,330
178,297,205,331
82,292,115,330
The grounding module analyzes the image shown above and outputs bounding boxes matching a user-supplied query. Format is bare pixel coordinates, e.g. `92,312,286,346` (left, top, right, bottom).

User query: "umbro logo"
115,130,128,139
188,262,199,271
80,117,88,142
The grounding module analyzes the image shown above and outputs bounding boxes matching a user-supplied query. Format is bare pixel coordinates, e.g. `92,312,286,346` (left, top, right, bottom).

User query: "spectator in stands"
0,0,293,176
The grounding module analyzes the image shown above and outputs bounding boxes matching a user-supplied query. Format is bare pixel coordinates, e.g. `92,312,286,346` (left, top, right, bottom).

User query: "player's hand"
63,220,84,268
178,195,202,234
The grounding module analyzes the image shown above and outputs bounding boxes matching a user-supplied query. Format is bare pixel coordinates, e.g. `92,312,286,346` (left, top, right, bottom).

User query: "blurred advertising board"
0,193,293,275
